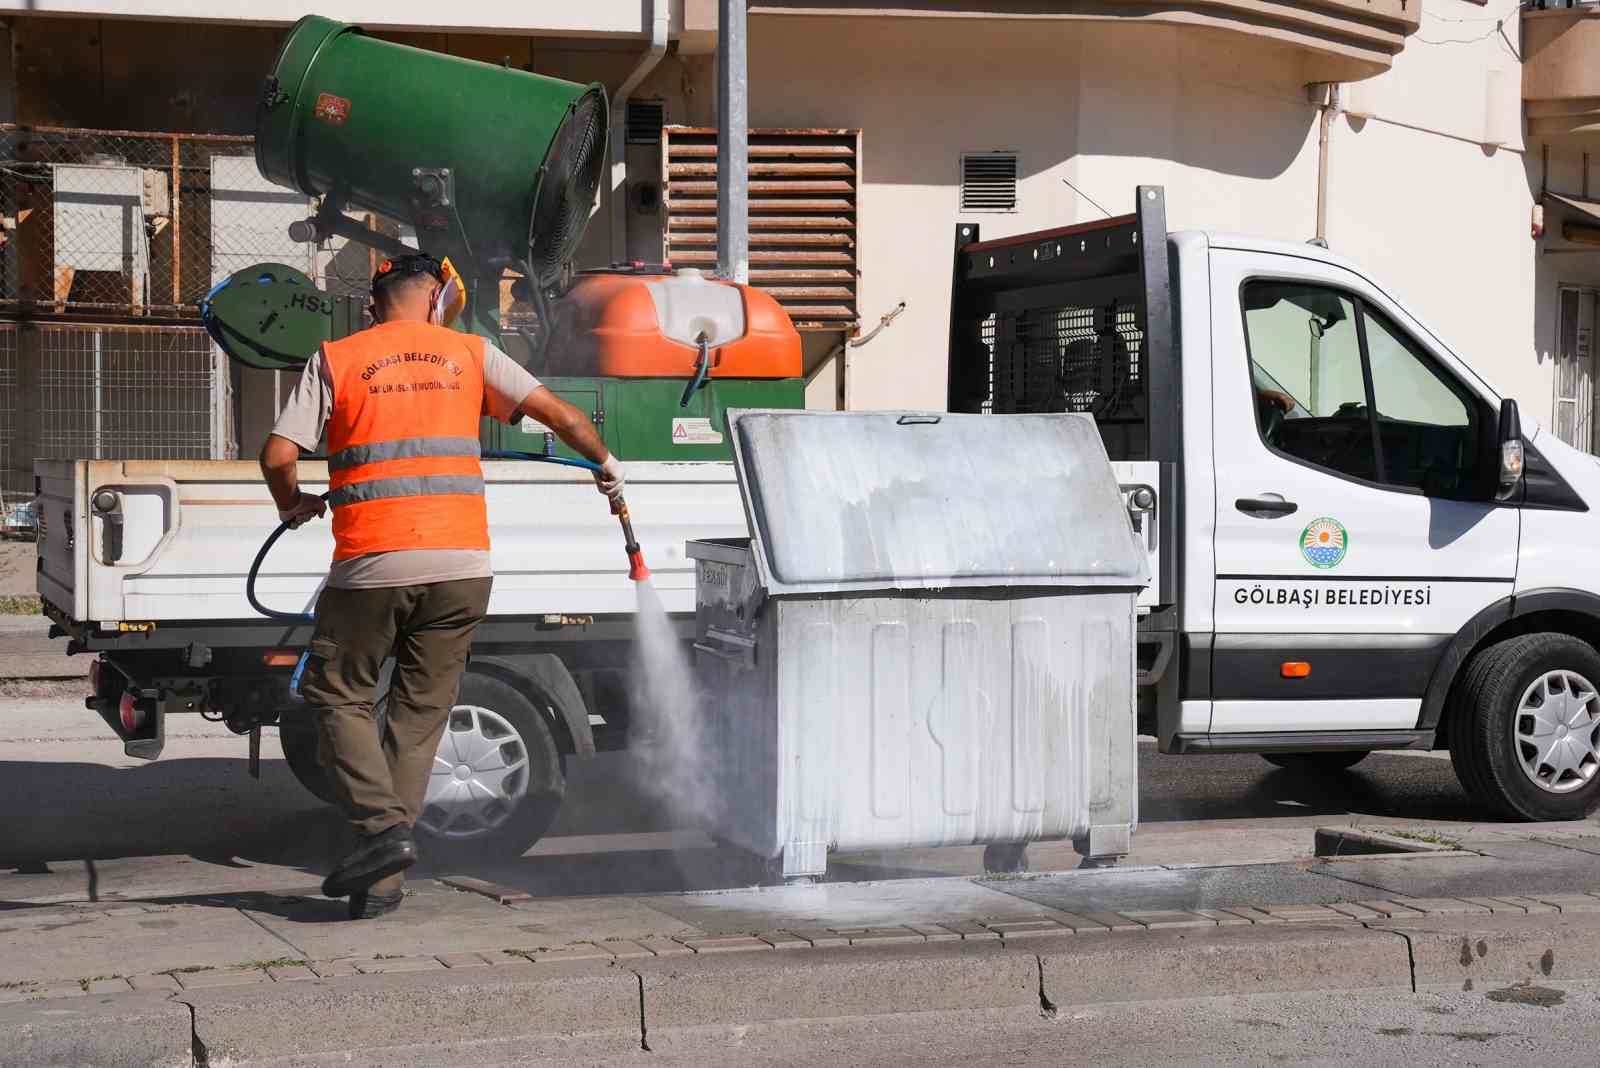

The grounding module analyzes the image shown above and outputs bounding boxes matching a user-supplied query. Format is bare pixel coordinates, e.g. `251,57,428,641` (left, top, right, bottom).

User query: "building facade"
0,1,1595,496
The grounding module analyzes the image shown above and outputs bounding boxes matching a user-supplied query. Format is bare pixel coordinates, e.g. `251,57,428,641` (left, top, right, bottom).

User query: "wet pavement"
0,692,1514,900
0,678,1586,908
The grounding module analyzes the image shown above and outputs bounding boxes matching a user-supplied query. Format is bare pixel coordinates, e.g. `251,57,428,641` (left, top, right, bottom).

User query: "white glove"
595,455,625,500
278,491,327,529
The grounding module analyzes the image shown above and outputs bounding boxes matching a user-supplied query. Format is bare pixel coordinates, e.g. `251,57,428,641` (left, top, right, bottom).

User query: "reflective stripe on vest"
327,473,486,509
327,435,482,473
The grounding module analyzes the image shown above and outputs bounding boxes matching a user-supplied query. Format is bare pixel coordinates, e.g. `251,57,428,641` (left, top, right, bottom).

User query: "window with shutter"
1555,286,1599,454
663,127,860,332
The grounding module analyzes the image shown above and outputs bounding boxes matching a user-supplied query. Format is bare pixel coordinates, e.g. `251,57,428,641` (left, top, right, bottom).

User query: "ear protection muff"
430,258,467,327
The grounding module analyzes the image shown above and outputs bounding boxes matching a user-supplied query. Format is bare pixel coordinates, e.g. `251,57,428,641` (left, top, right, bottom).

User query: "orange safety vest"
320,320,490,561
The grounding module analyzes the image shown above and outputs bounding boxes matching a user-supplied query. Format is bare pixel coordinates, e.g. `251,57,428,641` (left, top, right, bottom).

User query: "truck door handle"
1235,496,1298,517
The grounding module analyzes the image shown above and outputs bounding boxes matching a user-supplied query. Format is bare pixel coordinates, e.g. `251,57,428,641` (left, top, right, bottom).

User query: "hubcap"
418,704,530,838
1513,670,1600,795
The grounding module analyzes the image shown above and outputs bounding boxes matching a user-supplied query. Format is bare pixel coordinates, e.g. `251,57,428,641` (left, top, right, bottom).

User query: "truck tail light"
90,658,123,697
119,691,149,733
262,649,301,668
1281,661,1312,679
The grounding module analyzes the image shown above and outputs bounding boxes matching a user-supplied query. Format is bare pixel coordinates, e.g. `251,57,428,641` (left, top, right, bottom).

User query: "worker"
258,252,622,920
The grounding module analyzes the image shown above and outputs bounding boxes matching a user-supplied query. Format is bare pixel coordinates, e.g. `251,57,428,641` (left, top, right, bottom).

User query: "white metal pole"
610,0,667,265
92,330,103,460
717,0,749,283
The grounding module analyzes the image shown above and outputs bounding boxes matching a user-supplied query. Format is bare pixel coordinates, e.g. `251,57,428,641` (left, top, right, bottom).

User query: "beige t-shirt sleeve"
269,350,333,453
272,340,537,448
482,341,542,424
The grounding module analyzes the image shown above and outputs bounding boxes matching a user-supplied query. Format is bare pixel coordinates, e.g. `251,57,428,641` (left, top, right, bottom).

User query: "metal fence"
0,123,538,501
0,124,267,318
0,123,428,322
0,124,318,495
37,323,217,460
0,322,220,500
0,324,17,505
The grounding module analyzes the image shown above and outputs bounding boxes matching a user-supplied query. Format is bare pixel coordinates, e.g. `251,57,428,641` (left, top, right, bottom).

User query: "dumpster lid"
728,410,1149,594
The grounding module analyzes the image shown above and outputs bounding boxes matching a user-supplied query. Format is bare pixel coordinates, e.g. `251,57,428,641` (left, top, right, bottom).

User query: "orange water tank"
543,267,801,378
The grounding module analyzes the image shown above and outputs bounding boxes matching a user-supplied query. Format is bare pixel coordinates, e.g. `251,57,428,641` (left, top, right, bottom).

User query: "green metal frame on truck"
211,14,806,463
256,15,608,335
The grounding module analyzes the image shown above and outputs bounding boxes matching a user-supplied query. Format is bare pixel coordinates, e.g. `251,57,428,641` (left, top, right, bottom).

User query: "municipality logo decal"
1300,517,1348,569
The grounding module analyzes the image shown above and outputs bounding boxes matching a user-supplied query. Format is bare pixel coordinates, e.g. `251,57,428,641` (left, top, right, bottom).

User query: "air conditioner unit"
50,163,151,307
141,168,171,219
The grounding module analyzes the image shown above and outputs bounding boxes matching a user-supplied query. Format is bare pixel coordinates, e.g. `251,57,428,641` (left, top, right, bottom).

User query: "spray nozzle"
628,549,652,583
612,495,651,583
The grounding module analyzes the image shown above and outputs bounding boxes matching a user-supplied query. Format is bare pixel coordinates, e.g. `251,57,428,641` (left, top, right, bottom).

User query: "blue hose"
247,450,604,623
481,450,601,472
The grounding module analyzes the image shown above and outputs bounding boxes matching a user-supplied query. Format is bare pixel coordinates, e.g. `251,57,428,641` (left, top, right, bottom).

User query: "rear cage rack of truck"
949,186,1181,727
947,184,1179,610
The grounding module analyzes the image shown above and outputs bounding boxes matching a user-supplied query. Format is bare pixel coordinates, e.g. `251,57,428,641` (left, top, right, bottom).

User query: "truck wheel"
412,672,566,864
1450,633,1600,821
1261,751,1369,773
278,712,339,805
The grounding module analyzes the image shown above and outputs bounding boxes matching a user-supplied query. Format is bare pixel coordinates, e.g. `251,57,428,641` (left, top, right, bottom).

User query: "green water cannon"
206,15,608,367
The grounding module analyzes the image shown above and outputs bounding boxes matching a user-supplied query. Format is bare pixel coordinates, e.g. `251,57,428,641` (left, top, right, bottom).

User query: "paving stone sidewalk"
4,875,1600,1003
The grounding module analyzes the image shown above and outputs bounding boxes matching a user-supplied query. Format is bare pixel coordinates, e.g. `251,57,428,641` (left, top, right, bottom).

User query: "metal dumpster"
688,410,1149,880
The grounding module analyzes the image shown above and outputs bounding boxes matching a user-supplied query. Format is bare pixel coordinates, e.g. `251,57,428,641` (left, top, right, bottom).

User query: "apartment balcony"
747,1,1423,80
1524,4,1600,149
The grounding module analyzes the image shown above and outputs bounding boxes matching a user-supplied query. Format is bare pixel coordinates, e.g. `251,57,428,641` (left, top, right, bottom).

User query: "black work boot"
348,889,405,920
322,824,417,899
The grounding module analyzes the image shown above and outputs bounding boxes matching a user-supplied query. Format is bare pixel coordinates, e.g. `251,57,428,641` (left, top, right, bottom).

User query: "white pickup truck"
36,185,1600,863
35,458,743,859
949,185,1600,824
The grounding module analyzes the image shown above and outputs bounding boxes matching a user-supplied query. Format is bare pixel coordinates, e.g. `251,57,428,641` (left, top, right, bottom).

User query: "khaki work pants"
298,578,492,894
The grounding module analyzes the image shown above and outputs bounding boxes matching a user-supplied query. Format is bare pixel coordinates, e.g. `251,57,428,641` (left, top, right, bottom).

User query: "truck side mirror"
1495,398,1524,501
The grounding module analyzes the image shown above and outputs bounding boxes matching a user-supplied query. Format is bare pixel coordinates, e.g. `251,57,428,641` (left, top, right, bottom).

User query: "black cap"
371,252,445,292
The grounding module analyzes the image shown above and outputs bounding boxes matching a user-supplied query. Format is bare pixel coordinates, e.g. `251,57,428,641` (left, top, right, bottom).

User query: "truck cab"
950,186,1600,822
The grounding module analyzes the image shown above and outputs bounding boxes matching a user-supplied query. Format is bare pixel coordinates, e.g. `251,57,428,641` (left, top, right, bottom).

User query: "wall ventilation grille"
961,152,1018,212
626,100,665,145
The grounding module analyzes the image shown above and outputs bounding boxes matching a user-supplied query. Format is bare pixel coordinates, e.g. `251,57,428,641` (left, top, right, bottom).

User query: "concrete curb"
1036,921,1411,1006
180,960,640,1065
1377,907,1600,992
636,940,1040,1050
0,990,192,1068
0,928,1423,1064
6,893,1600,1064
6,889,1600,1000
1313,826,1477,858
